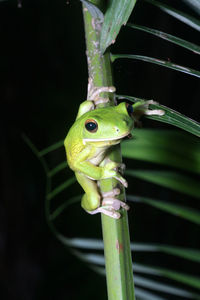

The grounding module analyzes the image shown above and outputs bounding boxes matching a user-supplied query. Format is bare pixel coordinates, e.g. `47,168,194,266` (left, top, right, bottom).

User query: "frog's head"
82,102,134,146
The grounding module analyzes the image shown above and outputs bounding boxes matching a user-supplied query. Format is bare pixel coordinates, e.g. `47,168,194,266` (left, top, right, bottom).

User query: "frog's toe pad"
102,198,130,211
85,195,129,218
145,109,165,116
101,188,120,198
94,97,109,105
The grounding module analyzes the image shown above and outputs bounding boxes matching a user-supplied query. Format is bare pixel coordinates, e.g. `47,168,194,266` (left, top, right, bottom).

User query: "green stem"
82,3,135,300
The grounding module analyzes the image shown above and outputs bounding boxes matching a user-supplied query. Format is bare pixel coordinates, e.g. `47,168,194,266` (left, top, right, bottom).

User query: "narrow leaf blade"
135,287,167,300
48,161,68,177
157,267,200,290
39,140,64,156
128,23,200,54
46,177,76,201
52,236,200,264
158,245,200,263
65,247,200,296
100,0,137,53
128,195,200,225
80,0,104,21
121,128,200,174
145,0,200,31
134,264,200,296
49,195,81,221
147,102,200,137
134,274,196,298
117,95,200,137
183,0,200,16
132,243,200,264
126,169,200,198
112,53,200,78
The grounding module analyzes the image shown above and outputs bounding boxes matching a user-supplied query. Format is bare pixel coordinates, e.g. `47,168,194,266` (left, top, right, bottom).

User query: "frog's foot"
86,207,121,219
114,175,128,188
133,100,165,116
102,158,125,172
86,188,129,219
102,188,129,217
118,162,126,174
144,100,165,116
87,78,116,104
100,158,128,187
102,198,130,211
101,187,121,198
102,188,129,211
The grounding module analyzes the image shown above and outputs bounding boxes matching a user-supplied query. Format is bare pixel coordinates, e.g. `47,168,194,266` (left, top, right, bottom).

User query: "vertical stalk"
82,2,135,300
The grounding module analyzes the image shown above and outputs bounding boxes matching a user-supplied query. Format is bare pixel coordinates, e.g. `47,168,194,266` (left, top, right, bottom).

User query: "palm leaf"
127,23,200,54
65,248,200,297
121,129,200,174
100,0,137,53
80,0,104,21
53,234,200,263
111,53,200,78
126,169,200,198
182,0,200,16
46,177,76,201
145,0,200,31
39,140,63,156
128,195,200,225
117,94,200,137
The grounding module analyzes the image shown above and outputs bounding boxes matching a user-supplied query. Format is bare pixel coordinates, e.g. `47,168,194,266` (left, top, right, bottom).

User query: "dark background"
0,0,200,299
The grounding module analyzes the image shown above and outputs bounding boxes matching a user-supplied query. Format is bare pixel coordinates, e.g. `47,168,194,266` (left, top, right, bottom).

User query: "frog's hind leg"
76,173,121,219
75,173,101,211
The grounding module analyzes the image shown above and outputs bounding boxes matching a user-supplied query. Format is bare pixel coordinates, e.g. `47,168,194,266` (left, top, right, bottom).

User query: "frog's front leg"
132,100,165,118
87,78,116,105
97,158,129,218
76,84,116,120
100,158,128,188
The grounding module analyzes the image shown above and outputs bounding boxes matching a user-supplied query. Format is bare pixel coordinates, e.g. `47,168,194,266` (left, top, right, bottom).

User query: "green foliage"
128,195,200,225
80,0,104,22
112,53,200,78
145,0,200,31
127,23,200,54
121,129,200,173
24,127,200,299
118,95,200,137
24,0,200,298
100,0,137,53
126,169,200,198
183,0,200,15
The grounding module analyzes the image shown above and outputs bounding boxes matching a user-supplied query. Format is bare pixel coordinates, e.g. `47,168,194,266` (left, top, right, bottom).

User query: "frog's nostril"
114,126,120,132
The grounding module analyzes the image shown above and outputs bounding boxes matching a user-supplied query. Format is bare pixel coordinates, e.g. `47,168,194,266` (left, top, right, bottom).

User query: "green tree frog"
64,85,164,219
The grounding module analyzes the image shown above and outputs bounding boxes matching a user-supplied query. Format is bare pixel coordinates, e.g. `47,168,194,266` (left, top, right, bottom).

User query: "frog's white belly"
88,147,108,166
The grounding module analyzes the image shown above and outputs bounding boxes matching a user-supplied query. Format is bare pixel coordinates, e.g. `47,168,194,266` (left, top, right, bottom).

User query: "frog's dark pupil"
85,120,98,132
127,104,134,116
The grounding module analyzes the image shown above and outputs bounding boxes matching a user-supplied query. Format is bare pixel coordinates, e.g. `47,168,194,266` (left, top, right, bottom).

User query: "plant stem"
82,2,135,300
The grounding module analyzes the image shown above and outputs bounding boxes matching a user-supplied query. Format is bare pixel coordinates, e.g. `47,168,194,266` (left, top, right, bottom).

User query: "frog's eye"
85,119,98,133
126,103,134,116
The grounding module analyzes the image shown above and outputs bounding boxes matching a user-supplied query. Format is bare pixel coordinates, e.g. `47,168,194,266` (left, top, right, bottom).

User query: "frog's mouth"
83,132,132,144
